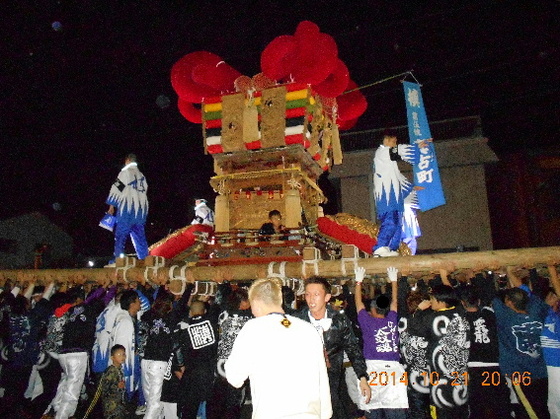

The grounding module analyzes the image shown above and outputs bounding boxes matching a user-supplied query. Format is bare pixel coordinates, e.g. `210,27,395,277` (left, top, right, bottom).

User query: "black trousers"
467,366,510,418
328,367,354,419
179,366,214,419
406,385,430,419
1,364,33,414
206,375,247,419
515,377,549,419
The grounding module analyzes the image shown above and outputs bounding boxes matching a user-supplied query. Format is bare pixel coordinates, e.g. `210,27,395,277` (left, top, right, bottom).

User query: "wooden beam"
0,246,558,287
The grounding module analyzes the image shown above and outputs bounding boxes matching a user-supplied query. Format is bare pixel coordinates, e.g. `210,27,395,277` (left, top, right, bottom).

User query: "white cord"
267,261,287,279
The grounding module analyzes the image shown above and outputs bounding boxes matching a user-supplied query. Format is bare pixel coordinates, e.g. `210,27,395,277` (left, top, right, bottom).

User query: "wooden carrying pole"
0,246,559,287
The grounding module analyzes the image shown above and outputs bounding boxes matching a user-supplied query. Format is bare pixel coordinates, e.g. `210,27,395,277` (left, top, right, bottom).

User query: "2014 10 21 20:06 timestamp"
418,371,532,386
368,371,532,387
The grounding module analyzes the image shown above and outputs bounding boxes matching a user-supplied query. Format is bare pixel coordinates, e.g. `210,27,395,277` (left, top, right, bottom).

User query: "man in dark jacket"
295,277,371,419
47,286,105,419
207,285,252,419
409,285,470,419
175,300,218,419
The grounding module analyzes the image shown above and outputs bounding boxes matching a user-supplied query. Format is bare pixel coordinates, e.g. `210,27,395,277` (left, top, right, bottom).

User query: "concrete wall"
404,164,494,251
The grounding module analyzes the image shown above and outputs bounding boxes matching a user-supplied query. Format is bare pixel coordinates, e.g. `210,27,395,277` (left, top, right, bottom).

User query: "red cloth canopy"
317,217,376,255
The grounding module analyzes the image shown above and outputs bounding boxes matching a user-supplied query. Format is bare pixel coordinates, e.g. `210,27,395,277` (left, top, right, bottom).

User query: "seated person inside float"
259,210,288,240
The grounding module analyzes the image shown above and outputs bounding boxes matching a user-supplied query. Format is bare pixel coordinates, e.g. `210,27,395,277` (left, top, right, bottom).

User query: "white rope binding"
267,261,287,279
340,245,359,277
302,259,319,278
168,265,187,296
116,257,137,283
143,256,165,285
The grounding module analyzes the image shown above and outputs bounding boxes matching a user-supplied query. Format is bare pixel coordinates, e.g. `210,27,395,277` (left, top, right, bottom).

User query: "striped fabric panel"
206,136,222,146
207,144,223,154
285,116,306,128
285,125,305,136
205,127,222,138
285,98,308,110
205,119,222,129
285,107,307,119
202,87,310,113
204,110,222,121
204,106,306,127
245,140,262,150
202,84,322,160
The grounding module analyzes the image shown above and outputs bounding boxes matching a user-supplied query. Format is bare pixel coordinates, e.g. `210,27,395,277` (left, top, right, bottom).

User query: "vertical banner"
403,81,446,211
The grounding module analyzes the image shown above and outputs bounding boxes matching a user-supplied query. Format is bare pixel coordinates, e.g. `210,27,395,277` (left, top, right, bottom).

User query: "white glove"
355,266,366,284
387,267,398,283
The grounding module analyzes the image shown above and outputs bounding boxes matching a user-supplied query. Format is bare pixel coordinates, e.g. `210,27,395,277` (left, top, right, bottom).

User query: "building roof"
331,116,498,179
340,116,483,152
0,212,73,241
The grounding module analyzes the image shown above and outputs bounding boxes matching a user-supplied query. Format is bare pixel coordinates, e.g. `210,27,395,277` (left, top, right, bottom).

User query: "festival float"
0,21,558,291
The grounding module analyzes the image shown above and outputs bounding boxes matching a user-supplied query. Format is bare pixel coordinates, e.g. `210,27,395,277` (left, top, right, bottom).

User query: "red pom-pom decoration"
191,61,241,93
291,33,338,85
177,99,202,124
313,58,349,98
337,117,359,131
260,35,298,81
171,51,223,102
261,21,339,86
337,80,368,123
172,21,369,131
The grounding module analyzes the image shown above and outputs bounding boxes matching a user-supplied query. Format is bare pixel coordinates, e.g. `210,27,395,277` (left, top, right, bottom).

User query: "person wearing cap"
191,198,215,227
354,267,408,418
225,278,332,419
106,153,149,265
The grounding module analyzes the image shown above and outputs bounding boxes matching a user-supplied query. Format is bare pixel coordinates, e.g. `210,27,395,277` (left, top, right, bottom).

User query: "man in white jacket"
225,278,332,419
110,290,141,399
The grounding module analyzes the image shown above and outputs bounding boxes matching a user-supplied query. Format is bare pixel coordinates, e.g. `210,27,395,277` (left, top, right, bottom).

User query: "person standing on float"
106,153,149,264
191,198,214,227
372,134,416,257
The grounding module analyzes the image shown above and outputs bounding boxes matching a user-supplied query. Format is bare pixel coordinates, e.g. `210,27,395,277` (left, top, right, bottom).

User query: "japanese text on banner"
403,81,446,211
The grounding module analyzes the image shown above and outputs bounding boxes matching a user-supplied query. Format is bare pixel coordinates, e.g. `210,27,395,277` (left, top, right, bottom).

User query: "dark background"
2,0,559,257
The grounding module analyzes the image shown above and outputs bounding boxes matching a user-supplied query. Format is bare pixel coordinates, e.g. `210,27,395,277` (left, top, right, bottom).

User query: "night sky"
2,0,559,257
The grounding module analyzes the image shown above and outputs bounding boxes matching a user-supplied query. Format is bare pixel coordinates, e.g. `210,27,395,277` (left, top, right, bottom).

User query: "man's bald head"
189,300,206,317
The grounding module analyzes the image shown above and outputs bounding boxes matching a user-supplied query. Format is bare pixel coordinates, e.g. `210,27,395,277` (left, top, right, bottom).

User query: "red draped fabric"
149,224,214,259
316,217,376,255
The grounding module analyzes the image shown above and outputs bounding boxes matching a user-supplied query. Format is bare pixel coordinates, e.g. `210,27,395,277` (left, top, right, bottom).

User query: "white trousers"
141,359,168,419
162,402,179,419
358,360,409,411
345,363,361,405
52,352,88,419
548,365,560,419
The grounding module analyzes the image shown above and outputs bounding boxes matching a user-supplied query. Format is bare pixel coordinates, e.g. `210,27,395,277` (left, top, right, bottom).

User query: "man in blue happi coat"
107,153,149,263
373,134,417,257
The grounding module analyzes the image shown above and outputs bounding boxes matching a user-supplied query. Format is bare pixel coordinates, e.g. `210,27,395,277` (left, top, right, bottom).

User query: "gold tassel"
243,100,260,145
331,122,343,165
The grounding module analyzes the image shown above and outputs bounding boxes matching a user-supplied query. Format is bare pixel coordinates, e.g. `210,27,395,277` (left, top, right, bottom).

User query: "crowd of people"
0,263,558,419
